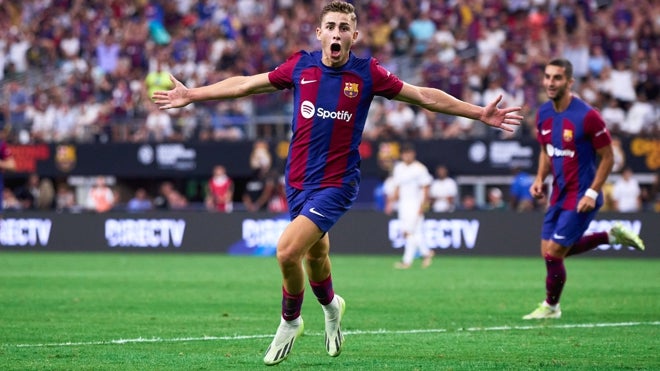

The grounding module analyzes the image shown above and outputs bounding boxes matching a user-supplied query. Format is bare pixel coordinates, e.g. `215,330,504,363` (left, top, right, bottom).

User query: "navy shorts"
286,183,358,232
541,203,600,247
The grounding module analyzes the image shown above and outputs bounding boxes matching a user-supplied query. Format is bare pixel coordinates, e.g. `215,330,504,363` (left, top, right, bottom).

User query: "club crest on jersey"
344,82,359,98
563,129,573,142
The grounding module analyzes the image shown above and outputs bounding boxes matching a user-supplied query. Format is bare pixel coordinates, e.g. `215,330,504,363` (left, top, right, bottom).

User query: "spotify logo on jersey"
300,101,315,119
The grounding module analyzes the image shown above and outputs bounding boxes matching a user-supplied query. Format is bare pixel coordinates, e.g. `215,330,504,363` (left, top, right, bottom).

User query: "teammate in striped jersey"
153,1,522,364
523,58,645,320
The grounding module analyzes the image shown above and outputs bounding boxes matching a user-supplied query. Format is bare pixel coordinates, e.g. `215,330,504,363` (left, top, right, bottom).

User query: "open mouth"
330,43,341,57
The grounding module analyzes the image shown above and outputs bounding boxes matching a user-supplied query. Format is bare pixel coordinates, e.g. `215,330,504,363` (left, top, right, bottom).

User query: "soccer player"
523,58,645,320
389,143,434,269
153,1,523,364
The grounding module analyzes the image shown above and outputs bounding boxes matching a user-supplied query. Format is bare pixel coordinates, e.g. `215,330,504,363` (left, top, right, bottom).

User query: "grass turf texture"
0,252,657,370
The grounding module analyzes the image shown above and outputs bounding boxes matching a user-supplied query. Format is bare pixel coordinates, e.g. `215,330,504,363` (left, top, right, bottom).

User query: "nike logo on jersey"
553,233,566,240
301,78,317,85
309,207,325,218
595,128,608,137
541,129,551,135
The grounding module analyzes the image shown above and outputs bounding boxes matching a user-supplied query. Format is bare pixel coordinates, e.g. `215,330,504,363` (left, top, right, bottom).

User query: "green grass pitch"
1,252,658,370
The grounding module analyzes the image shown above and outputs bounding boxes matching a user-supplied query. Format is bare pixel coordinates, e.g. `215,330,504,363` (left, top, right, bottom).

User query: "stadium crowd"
0,0,658,213
0,0,657,144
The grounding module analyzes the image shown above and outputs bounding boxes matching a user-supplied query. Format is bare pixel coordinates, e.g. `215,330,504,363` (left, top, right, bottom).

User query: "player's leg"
569,221,645,257
305,233,345,357
524,206,565,319
415,216,434,268
523,238,566,319
395,208,417,269
300,186,356,357
524,207,595,319
264,216,323,365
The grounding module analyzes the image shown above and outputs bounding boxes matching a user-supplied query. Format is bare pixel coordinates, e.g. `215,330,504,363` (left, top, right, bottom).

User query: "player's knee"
543,241,567,258
276,245,303,267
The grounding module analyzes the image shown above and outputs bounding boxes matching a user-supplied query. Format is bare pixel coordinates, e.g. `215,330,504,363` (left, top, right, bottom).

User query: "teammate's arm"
393,82,523,131
530,150,551,199
576,144,614,213
152,73,278,110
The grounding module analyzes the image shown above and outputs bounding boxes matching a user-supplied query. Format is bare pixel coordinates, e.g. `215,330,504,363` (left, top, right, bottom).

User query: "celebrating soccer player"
153,1,523,365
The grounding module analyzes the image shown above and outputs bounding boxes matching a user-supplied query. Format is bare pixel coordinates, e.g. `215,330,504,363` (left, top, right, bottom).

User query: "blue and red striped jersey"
536,96,612,210
269,51,403,190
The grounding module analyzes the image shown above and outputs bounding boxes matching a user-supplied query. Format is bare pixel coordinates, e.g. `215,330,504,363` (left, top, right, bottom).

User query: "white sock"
607,229,616,244
544,301,559,310
283,316,301,326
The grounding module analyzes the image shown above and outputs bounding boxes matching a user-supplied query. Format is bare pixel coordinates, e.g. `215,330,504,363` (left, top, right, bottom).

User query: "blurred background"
0,0,657,215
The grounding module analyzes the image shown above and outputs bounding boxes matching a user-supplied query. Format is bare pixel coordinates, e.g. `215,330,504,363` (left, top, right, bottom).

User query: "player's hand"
576,196,596,213
151,74,191,110
480,95,523,132
529,179,545,199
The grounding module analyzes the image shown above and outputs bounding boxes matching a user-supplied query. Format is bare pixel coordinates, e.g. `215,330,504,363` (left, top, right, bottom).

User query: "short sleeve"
584,109,611,149
268,52,303,90
370,58,404,99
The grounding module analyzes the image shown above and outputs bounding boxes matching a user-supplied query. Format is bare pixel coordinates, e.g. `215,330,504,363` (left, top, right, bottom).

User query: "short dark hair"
547,58,574,80
400,142,415,152
320,1,357,25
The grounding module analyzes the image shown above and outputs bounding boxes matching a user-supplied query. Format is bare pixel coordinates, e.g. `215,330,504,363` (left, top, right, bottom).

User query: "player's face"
401,150,415,164
317,11,358,67
543,65,573,102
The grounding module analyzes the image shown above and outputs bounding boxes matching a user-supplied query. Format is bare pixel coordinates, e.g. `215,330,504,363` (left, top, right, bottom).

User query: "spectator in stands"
623,91,657,137
74,95,105,143
458,193,480,211
3,188,21,211
384,101,417,139
608,59,637,109
429,164,458,213
127,188,154,212
268,174,288,213
15,173,40,210
144,58,174,103
600,96,626,135
35,177,55,210
509,167,535,212
95,32,120,75
136,103,174,142
1,0,656,147
26,93,55,143
55,182,78,213
486,187,507,211
6,81,30,140
52,99,78,143
85,176,115,213
612,167,642,213
648,172,660,212
110,79,135,142
205,165,234,212
153,181,189,210
242,163,276,213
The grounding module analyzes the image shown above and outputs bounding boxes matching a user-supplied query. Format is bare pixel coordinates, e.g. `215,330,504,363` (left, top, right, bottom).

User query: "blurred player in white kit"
388,143,434,269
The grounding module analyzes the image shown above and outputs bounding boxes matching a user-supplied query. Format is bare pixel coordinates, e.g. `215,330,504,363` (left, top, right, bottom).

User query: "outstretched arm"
152,73,278,110
393,83,523,131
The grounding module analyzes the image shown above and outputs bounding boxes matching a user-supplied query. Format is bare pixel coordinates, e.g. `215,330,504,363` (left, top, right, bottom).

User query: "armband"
585,188,598,200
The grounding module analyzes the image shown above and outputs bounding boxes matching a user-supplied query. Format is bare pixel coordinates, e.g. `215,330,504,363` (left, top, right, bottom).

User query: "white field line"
5,321,659,348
